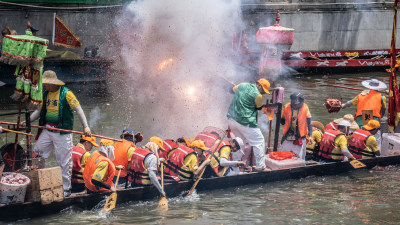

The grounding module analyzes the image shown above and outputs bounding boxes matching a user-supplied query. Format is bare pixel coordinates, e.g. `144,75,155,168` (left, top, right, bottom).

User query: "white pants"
279,137,306,160
33,129,73,191
228,118,266,169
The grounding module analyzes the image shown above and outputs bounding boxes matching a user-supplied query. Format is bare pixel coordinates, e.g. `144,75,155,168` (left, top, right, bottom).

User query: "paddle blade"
157,196,168,211
350,160,366,169
102,192,117,213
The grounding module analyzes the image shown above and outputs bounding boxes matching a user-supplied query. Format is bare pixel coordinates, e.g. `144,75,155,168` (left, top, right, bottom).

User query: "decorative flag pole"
388,0,400,132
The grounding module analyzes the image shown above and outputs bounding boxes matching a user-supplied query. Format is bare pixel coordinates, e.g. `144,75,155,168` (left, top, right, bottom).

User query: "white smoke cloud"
113,0,244,139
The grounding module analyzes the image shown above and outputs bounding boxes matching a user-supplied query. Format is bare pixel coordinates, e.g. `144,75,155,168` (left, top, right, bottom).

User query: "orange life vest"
113,139,135,178
159,139,178,160
164,146,196,181
205,140,232,177
83,151,116,192
282,103,309,138
269,151,297,160
71,146,86,184
355,90,382,118
325,121,338,131
127,148,152,185
348,129,375,159
194,132,218,148
319,129,344,161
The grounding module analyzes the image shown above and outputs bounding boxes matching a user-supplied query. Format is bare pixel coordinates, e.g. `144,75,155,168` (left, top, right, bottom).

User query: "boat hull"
1,155,400,221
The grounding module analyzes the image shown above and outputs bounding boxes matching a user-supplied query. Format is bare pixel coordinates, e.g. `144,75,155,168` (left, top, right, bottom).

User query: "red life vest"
194,132,218,148
348,129,375,159
206,140,232,177
325,121,338,131
71,146,86,184
113,139,135,178
159,139,178,160
319,129,344,161
83,151,116,193
164,146,196,181
127,148,153,185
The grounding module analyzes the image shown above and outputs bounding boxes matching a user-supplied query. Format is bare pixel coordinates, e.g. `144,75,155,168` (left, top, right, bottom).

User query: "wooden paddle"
187,130,228,197
102,169,121,213
328,84,387,94
157,163,168,210
2,128,32,136
349,159,366,169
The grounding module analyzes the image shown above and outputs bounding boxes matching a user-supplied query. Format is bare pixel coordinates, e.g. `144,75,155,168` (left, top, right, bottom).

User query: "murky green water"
1,71,397,224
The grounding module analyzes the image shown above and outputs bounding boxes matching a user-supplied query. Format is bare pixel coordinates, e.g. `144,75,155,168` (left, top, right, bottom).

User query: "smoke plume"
113,0,244,139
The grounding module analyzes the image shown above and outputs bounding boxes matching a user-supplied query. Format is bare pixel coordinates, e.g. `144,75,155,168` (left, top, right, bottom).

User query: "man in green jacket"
227,78,271,171
22,70,91,197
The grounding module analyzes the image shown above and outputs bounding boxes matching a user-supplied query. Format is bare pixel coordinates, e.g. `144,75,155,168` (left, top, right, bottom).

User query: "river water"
1,71,398,224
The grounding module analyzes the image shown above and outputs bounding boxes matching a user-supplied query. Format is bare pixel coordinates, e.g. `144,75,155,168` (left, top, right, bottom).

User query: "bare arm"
194,158,211,176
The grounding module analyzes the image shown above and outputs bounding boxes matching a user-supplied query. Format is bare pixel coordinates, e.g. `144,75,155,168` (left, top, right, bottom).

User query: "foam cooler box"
265,154,306,170
0,172,31,205
381,133,400,156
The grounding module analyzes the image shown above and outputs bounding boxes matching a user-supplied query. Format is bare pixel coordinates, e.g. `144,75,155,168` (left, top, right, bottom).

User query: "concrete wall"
0,1,399,58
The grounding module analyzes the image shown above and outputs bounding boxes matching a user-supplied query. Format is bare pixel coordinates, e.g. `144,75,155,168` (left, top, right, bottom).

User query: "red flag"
54,15,82,48
388,0,400,132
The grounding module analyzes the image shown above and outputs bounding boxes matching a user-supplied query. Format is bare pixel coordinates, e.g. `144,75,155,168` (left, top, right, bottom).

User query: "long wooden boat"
1,154,400,222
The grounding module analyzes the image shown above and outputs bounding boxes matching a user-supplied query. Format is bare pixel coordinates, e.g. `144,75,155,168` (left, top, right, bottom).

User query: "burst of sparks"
188,86,195,95
158,58,174,71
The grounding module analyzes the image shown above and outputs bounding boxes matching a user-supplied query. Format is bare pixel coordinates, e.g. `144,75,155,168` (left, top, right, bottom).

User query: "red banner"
388,0,400,132
54,15,82,48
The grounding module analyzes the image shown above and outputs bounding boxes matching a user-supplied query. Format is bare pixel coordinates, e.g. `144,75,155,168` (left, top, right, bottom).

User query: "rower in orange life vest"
193,131,220,148
280,92,312,160
71,135,99,193
83,139,124,194
164,140,211,181
127,137,166,197
348,120,381,159
318,120,356,163
341,79,387,148
205,137,246,177
112,128,143,186
305,121,325,161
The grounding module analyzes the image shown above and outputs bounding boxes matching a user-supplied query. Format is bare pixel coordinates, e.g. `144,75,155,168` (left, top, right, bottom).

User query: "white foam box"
265,154,306,170
381,133,400,156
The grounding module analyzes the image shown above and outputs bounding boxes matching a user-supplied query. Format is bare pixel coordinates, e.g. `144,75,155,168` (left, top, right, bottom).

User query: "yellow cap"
190,140,210,150
100,139,114,147
149,136,165,151
364,120,380,131
81,135,99,147
257,78,270,95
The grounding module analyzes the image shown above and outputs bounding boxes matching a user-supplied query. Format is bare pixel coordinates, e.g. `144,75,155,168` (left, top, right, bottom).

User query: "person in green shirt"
227,78,271,171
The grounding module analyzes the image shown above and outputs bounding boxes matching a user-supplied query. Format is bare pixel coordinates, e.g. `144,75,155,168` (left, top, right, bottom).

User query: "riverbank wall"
0,0,398,57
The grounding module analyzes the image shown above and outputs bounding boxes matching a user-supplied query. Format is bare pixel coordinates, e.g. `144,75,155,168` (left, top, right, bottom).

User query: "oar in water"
349,159,366,169
2,128,33,136
187,130,228,197
102,169,121,213
0,121,120,142
157,163,168,211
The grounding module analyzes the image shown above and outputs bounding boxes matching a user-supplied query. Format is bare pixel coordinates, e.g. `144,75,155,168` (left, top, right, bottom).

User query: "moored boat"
1,154,400,222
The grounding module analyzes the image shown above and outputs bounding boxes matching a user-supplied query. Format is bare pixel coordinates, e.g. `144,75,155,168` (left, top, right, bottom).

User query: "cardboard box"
23,166,64,204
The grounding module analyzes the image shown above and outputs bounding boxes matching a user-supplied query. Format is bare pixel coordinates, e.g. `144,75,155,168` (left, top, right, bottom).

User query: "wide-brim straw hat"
361,79,387,91
311,121,325,133
42,70,65,85
334,114,359,130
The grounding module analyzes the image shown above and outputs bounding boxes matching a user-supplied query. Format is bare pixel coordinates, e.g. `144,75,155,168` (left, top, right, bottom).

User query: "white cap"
337,120,351,127
234,137,245,151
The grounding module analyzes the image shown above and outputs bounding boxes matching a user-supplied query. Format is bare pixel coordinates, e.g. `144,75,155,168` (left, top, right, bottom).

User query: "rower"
83,139,123,194
112,128,143,186
206,137,246,177
325,114,359,132
159,139,178,162
127,136,166,197
318,120,356,163
176,137,190,146
193,131,220,148
280,92,312,160
71,135,99,193
305,121,324,161
348,120,381,159
164,140,210,181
